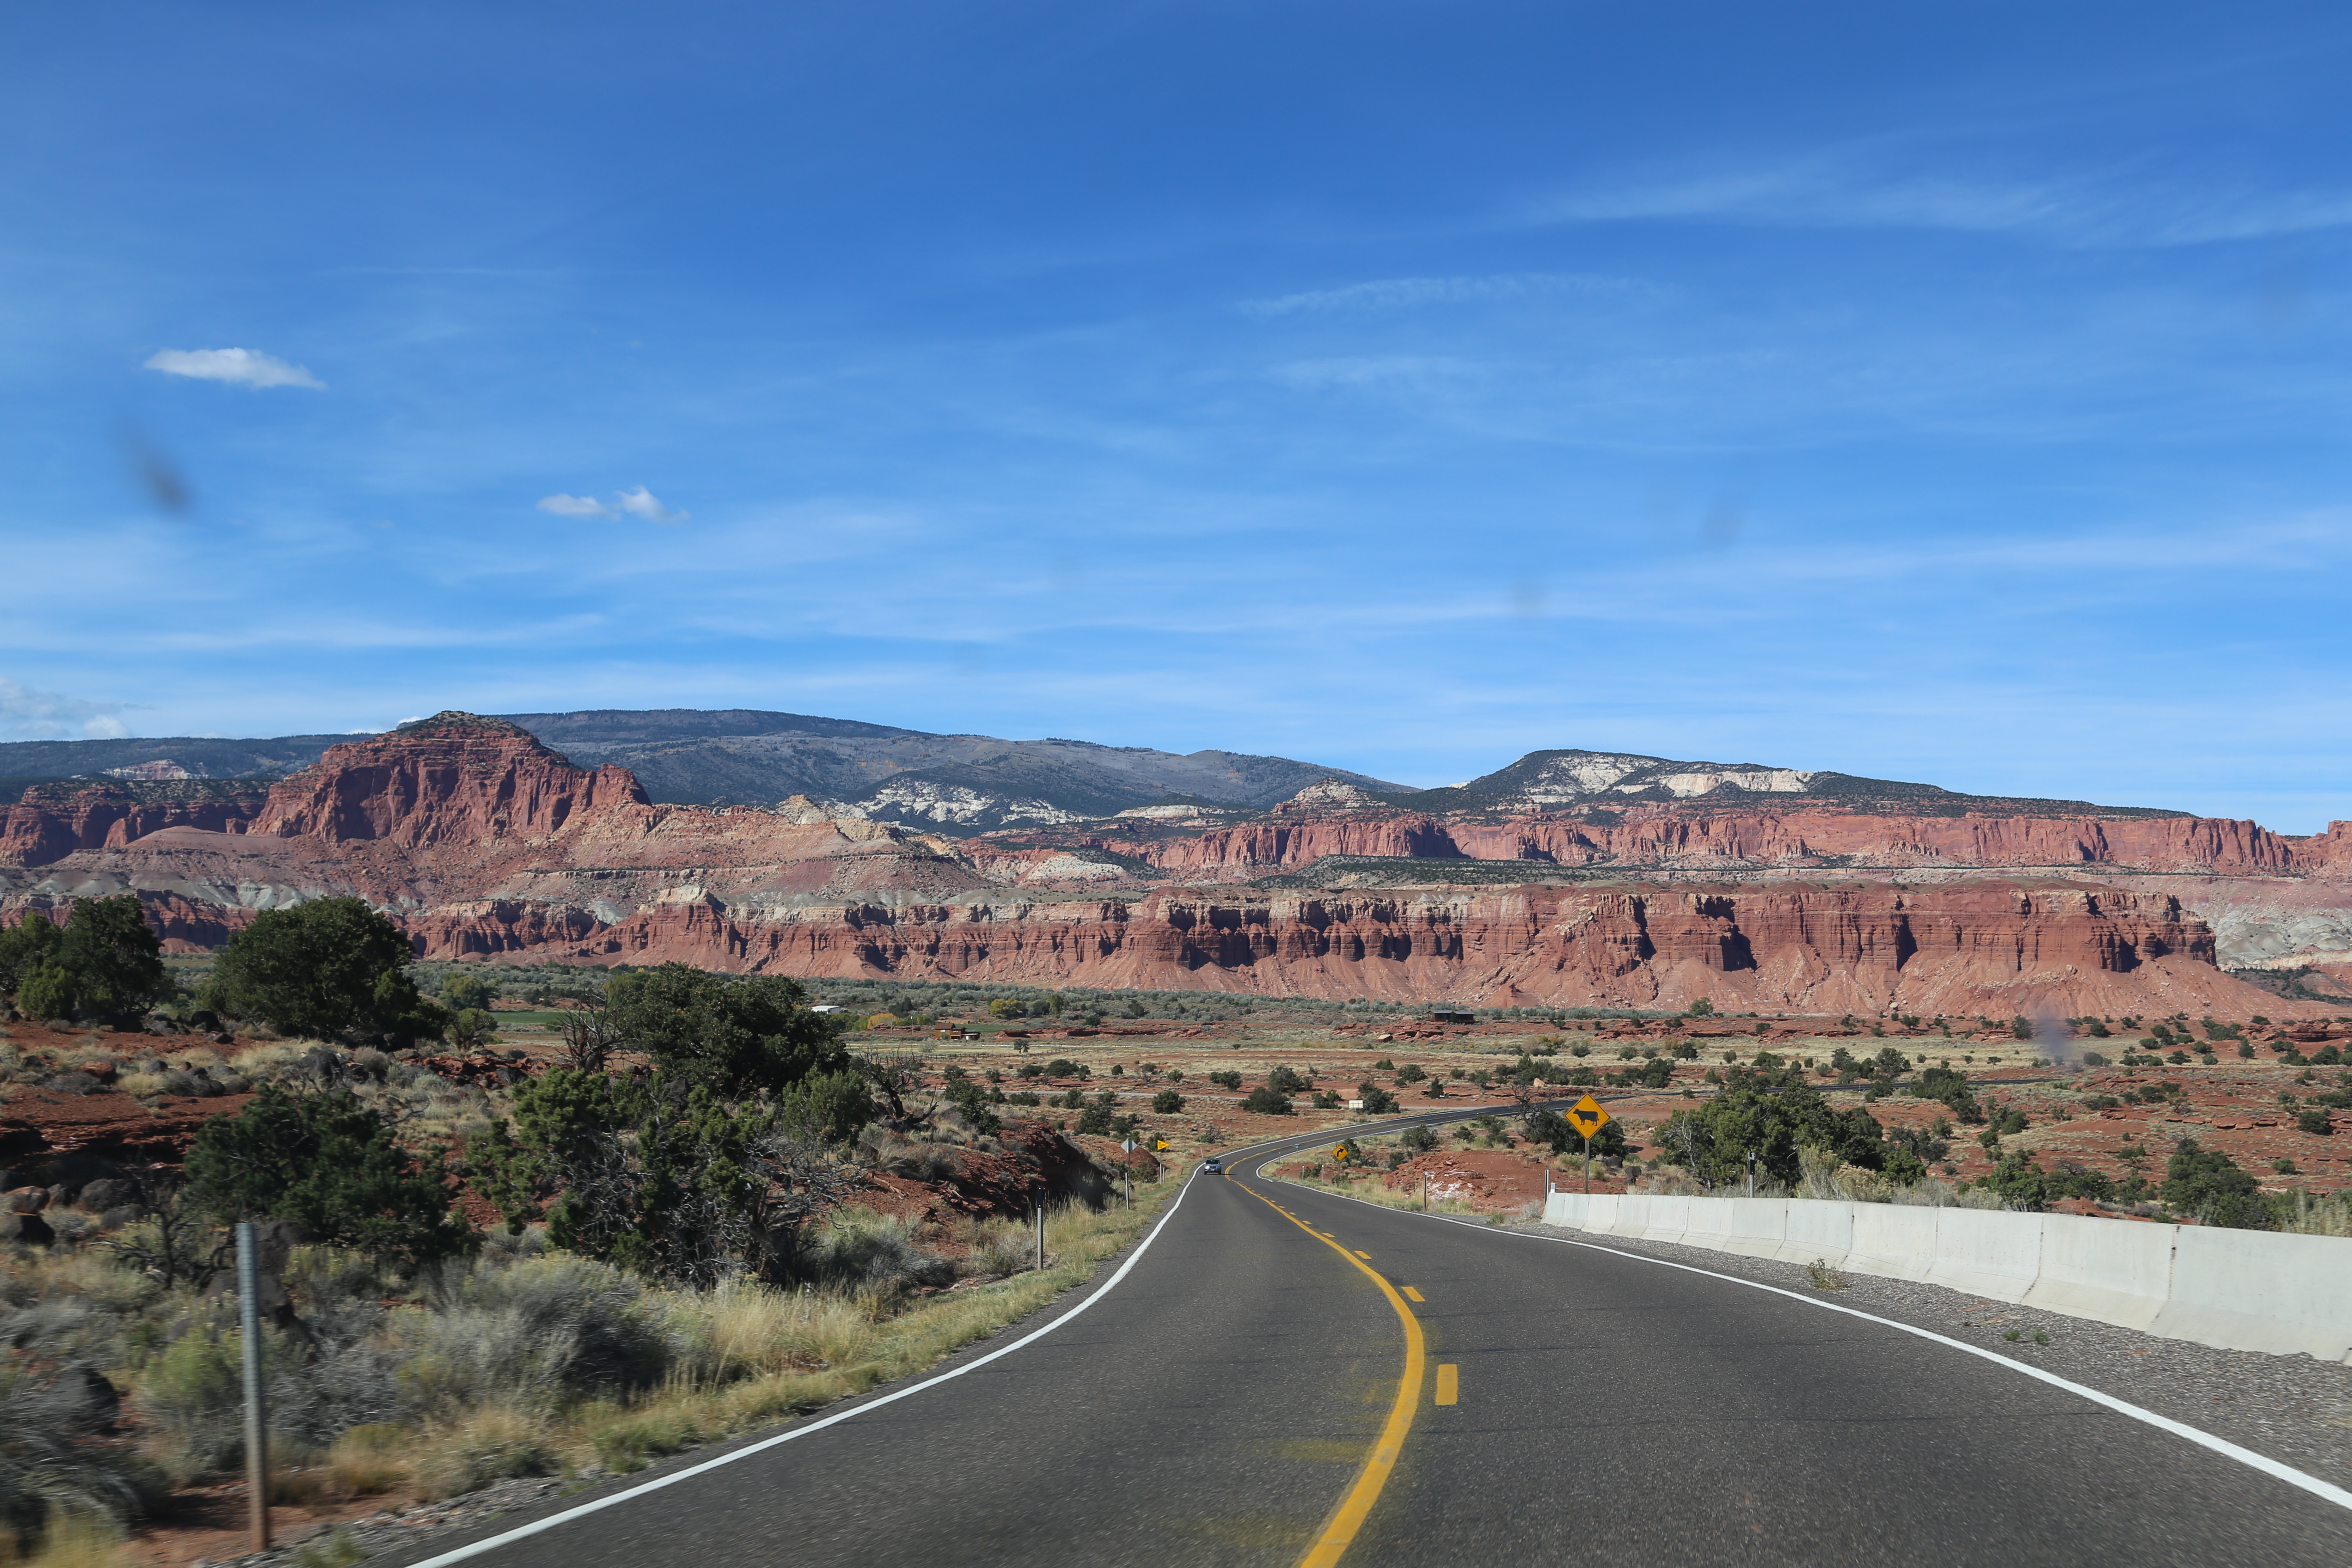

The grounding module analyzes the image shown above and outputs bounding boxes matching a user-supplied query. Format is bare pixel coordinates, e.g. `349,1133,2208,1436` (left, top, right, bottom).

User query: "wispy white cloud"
536,487,689,523
1243,273,1632,316
1536,150,2352,248
142,346,325,389
0,677,136,740
1268,355,1491,392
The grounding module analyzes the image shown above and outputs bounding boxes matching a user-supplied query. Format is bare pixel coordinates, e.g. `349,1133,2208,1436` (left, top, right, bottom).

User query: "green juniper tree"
205,897,440,1040
184,1084,475,1267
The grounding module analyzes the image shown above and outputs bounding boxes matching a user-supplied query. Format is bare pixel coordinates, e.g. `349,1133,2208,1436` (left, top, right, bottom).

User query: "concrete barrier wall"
1776,1200,1853,1267
1845,1205,1939,1284
2152,1227,2352,1362
2026,1213,2172,1332
1923,1207,2043,1303
1538,1191,2350,1364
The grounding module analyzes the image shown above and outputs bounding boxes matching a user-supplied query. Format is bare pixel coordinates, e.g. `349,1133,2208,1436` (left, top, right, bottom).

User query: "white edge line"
402,1175,1202,1568
1254,1159,2352,1516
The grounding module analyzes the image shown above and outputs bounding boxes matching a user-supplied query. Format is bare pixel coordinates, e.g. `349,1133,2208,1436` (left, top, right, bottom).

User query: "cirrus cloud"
142,346,325,389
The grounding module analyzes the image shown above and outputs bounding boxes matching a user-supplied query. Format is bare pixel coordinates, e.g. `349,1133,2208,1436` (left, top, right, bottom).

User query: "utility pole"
236,1222,270,1554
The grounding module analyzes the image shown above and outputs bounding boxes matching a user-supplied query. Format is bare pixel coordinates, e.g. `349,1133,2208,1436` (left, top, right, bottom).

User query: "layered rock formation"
397,882,2247,1016
0,713,2341,1014
0,781,269,868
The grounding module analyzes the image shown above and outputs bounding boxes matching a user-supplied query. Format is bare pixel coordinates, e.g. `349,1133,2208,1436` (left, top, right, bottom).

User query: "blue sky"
5,3,2351,828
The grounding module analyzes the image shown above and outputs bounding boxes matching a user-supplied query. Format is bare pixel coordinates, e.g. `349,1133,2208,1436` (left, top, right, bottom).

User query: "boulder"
76,1178,136,1213
2,1188,47,1213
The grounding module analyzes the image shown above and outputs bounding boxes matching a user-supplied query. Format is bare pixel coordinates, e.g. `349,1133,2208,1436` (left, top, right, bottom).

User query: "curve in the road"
374,1099,2352,1568
1237,1116,2352,1522
1228,1182,1425,1568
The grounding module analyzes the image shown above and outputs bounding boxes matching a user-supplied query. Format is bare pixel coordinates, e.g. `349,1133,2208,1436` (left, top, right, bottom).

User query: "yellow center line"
1435,1364,1459,1406
1233,1177,1426,1568
1402,1286,1425,1303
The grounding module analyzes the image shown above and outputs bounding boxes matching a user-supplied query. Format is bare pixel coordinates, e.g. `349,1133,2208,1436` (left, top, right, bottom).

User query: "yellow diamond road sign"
1331,1145,1351,1162
1565,1095,1612,1139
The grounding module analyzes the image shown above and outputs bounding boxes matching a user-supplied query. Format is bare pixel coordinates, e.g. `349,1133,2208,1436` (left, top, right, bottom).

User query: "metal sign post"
235,1221,270,1553
1035,1200,1046,1270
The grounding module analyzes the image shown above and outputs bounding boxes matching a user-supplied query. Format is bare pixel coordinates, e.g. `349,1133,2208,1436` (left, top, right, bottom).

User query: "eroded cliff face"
0,713,2335,1014
0,782,270,868
1080,805,2316,878
391,881,2254,1016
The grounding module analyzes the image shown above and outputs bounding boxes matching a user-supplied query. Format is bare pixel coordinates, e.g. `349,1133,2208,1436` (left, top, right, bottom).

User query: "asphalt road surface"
385,1108,2352,1568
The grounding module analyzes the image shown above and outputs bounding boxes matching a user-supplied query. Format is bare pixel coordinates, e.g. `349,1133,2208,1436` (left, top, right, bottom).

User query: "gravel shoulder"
1516,1216,2352,1484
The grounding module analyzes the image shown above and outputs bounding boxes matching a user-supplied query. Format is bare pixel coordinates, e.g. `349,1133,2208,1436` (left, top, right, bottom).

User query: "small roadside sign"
1331,1145,1350,1162
1565,1095,1611,1139
1153,1137,1170,1151
1121,1139,1136,1153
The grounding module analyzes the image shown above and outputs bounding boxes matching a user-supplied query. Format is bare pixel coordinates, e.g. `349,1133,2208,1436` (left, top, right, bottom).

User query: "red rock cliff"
254,712,646,846
394,879,2277,1016
1,712,2331,1016
0,782,269,868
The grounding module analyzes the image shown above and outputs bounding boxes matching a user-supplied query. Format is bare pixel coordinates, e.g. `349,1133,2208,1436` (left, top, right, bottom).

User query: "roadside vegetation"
0,899,1177,1568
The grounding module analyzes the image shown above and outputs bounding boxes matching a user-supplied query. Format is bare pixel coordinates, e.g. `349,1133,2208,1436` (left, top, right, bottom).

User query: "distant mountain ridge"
0,712,2190,832
0,709,1413,835
1387,747,2190,822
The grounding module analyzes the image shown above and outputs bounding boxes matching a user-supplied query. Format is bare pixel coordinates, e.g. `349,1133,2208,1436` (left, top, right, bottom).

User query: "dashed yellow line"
1231,1179,1426,1568
1402,1286,1425,1303
1435,1365,1459,1406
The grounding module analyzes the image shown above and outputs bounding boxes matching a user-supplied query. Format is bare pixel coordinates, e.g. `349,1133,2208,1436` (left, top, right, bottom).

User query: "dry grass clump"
322,1424,410,1499
10,1513,128,1568
410,1407,557,1499
4,1164,1186,1534
225,1040,317,1078
2281,1191,2352,1236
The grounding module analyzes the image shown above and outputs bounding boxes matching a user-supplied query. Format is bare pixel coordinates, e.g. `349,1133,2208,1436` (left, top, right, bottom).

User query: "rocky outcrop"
0,781,269,868
1094,805,2311,879
0,711,2336,1015
251,713,646,846
386,879,2276,1016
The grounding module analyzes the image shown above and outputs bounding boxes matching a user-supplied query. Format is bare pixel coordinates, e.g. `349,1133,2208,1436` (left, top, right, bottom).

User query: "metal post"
1583,1133,1591,1194
1746,1148,1757,1198
1035,1200,1045,1270
235,1221,270,1553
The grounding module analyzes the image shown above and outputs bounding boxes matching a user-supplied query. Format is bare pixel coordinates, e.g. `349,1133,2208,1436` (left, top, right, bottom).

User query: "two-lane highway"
1222,1136,2352,1565
381,1109,2352,1567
